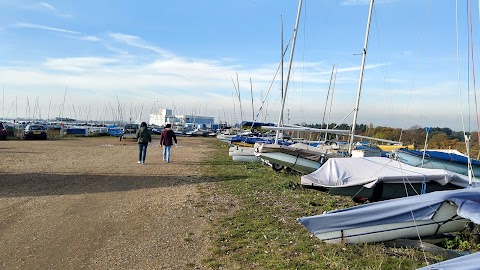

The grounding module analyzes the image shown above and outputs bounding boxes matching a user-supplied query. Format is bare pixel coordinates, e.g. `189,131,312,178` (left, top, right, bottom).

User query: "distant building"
149,109,176,127
149,109,215,128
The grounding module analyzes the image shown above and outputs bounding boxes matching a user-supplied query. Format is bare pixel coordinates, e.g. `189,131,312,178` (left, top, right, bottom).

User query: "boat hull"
256,151,322,174
326,182,463,201
310,202,467,244
230,147,259,162
396,150,480,176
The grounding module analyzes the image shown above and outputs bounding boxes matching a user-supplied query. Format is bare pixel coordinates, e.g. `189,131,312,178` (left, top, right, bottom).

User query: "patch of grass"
199,139,444,269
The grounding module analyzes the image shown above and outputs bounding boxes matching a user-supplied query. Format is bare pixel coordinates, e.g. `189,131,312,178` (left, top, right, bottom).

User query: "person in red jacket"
159,123,177,163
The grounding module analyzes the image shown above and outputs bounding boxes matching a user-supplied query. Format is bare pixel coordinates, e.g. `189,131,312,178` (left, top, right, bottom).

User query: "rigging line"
456,0,475,182
251,38,292,125
397,160,429,266
331,109,355,129
285,42,312,125
321,65,335,130
456,0,467,139
467,3,472,135
468,0,480,151
399,0,433,141
372,5,397,135
299,0,307,125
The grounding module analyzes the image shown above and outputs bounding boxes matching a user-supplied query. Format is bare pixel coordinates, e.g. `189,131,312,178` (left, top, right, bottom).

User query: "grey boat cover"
297,187,480,236
301,157,478,188
417,252,480,270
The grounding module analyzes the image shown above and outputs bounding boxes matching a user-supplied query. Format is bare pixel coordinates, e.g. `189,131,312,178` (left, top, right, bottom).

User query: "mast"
236,73,244,124
250,78,254,122
275,15,285,144
348,0,375,155
324,65,338,141
321,65,336,142
275,0,303,144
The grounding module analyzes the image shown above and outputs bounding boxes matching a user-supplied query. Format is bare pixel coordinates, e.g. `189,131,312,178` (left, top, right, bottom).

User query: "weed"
200,139,446,269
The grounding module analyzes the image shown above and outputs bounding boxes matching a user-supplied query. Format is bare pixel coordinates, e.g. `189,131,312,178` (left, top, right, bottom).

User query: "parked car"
122,124,139,139
23,124,48,140
0,122,7,140
150,126,163,135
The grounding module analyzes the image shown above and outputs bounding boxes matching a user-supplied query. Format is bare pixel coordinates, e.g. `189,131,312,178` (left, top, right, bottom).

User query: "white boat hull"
256,152,322,174
217,134,236,143
230,147,259,163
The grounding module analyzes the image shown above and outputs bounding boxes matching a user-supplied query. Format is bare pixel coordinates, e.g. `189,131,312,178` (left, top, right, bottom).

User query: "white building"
149,109,176,127
149,109,215,128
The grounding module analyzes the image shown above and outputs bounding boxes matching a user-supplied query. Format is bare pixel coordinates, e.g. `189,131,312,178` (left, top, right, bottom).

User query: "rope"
372,4,397,132
399,0,433,144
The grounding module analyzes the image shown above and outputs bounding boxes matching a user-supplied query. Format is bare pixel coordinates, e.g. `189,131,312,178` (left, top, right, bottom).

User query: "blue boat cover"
240,121,275,128
398,149,480,166
417,252,480,270
230,135,292,145
298,188,480,236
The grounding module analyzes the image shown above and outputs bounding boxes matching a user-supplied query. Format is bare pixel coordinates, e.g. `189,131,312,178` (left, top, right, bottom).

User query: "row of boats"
218,126,480,268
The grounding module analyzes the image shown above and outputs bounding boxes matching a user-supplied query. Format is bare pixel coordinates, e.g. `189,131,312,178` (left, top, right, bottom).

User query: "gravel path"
0,136,219,269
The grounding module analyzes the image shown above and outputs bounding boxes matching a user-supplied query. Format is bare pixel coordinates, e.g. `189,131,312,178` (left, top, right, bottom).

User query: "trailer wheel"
271,163,284,172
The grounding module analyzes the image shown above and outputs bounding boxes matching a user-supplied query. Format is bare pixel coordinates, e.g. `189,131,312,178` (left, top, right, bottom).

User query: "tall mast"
250,78,254,121
324,65,338,142
275,15,284,144
320,65,336,141
275,0,303,144
348,0,375,155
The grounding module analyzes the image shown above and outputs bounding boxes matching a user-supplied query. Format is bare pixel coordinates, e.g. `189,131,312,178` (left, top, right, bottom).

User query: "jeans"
138,143,148,162
163,145,172,162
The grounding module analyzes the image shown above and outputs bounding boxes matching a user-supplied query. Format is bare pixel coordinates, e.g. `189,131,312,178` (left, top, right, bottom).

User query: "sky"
0,0,479,132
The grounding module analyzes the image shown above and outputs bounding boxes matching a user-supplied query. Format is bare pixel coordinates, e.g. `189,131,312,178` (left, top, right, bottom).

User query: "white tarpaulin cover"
297,187,480,236
301,157,478,189
417,252,480,270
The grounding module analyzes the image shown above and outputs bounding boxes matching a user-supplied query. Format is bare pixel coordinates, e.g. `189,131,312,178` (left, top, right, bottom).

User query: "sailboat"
416,251,480,270
301,156,478,201
297,187,480,244
254,0,385,174
395,148,480,177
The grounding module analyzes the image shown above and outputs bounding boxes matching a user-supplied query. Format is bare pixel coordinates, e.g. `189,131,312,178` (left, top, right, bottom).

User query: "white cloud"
38,2,56,11
341,0,370,6
43,57,120,72
13,22,79,34
110,33,175,58
62,34,100,42
12,22,98,42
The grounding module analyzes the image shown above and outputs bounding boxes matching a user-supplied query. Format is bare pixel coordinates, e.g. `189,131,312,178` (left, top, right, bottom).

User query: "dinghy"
395,149,480,177
254,142,346,174
297,188,480,244
417,251,480,270
301,157,478,201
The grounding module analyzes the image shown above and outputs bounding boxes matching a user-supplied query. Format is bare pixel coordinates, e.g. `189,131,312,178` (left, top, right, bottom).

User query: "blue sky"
0,0,479,131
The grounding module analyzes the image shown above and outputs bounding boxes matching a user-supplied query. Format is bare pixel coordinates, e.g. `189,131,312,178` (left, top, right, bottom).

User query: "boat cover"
417,251,480,270
301,157,478,188
230,135,291,146
297,187,480,236
398,149,480,166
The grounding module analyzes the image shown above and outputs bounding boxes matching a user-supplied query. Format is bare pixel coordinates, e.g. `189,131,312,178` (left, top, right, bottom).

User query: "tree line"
306,123,477,151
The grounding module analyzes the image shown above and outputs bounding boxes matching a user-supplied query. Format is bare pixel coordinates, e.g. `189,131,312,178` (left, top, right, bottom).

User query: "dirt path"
0,136,218,269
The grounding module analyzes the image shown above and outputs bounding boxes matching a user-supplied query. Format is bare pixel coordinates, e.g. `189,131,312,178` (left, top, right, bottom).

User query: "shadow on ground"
0,172,249,197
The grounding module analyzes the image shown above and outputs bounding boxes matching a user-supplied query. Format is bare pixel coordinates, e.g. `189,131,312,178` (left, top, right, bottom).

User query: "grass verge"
199,139,444,270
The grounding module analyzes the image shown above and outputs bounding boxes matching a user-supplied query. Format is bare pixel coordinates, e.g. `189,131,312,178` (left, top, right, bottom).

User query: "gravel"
0,136,221,269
